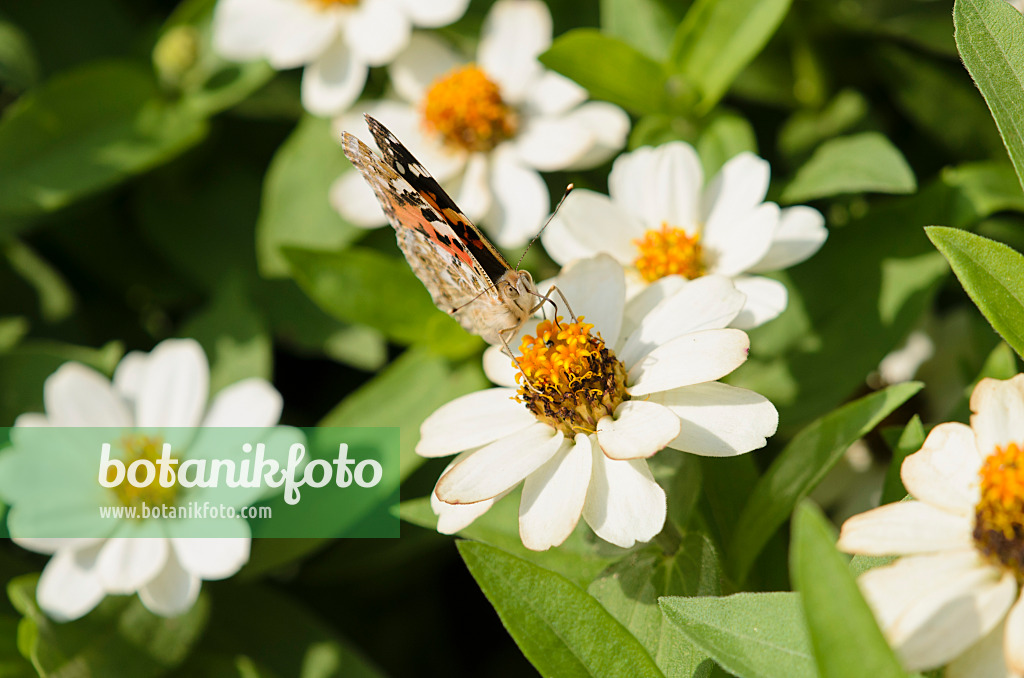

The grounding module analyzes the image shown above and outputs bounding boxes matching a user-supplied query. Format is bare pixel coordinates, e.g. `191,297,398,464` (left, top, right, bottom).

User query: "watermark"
0,427,399,538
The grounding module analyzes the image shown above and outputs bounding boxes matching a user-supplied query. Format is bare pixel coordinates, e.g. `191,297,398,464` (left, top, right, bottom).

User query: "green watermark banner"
0,427,399,538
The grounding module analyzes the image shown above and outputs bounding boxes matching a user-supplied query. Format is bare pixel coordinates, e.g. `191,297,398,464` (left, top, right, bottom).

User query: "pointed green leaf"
457,541,665,678
782,133,916,203
671,0,793,113
659,592,815,678
599,0,681,61
790,503,907,678
729,382,923,582
926,226,1024,358
881,415,925,504
954,0,1024,189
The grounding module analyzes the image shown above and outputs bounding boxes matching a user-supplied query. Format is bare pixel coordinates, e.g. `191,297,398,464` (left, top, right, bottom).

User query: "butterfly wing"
341,125,509,341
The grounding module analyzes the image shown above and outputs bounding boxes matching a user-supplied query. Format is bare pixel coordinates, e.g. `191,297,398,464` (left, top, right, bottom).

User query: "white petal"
582,451,665,548
331,170,389,227
482,344,521,388
36,543,106,621
435,424,563,503
519,434,592,550
749,205,828,273
627,328,749,396
11,536,102,555
388,32,463,103
112,350,149,403
971,374,1024,460
301,38,367,116
484,147,548,248
212,0,293,61
558,102,631,171
138,550,201,617
345,0,410,66
478,0,550,103
399,0,469,27
729,275,788,329
837,501,974,555
134,339,209,428
171,533,251,580
514,116,594,172
700,152,771,226
13,413,48,427
265,3,340,69
618,275,745,367
417,388,536,458
1007,593,1024,675
545,254,626,349
451,152,491,223
96,530,168,594
609,142,703,232
44,363,132,427
947,618,1014,678
540,189,643,267
858,550,1015,671
621,276,689,338
878,331,935,385
430,452,508,533
596,401,679,460
201,378,282,427
649,381,778,456
702,201,780,277
524,71,587,115
901,422,981,517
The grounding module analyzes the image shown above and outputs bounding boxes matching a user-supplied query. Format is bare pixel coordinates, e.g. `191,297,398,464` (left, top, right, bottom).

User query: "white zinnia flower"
212,0,470,116
540,142,828,328
331,0,630,248
0,339,283,621
417,254,778,550
838,374,1024,677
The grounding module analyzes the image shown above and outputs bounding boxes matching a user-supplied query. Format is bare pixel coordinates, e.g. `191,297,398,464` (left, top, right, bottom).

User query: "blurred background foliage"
0,0,1022,675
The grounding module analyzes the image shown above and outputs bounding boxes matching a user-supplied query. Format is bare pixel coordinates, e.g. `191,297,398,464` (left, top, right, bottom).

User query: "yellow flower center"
108,435,179,513
309,0,358,8
514,318,629,437
974,441,1024,579
422,64,518,153
632,223,705,283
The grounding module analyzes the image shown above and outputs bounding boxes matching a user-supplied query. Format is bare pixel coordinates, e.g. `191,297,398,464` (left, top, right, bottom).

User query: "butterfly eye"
504,282,516,297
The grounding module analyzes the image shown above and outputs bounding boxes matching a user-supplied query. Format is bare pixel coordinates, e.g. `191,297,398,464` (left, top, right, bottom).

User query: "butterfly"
341,114,554,351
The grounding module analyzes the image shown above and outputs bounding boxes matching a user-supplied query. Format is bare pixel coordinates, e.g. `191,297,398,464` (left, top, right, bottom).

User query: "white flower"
212,0,470,116
417,254,778,550
838,374,1024,677
0,339,283,621
540,142,828,328
331,0,630,248
877,330,934,385
1009,0,1024,14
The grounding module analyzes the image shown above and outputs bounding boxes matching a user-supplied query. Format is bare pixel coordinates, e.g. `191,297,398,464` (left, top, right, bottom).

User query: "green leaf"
8,574,209,678
696,112,757,178
0,20,39,92
401,492,624,588
926,226,1024,359
790,503,907,678
729,382,923,582
539,29,671,115
782,133,917,203
589,539,721,677
943,162,1024,221
881,415,925,505
599,0,682,61
181,276,272,394
670,0,794,113
256,115,362,277
284,246,484,357
659,592,815,678
778,89,869,158
3,239,74,322
0,318,29,353
457,541,665,678
0,60,207,218
954,0,1024,189
320,346,487,480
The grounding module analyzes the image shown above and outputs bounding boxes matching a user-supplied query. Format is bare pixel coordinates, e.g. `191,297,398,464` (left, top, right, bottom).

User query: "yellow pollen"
422,64,517,153
974,441,1024,579
514,317,629,436
633,223,705,283
107,434,179,513
309,0,358,8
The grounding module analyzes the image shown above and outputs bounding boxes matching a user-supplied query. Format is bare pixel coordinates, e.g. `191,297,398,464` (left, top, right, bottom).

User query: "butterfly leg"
529,285,578,326
498,323,545,395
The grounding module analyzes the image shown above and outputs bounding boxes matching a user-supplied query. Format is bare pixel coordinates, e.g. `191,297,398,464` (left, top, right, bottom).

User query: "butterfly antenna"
515,184,574,271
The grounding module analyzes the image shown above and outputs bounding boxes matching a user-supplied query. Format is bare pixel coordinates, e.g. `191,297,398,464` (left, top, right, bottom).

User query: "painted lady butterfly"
342,115,549,350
